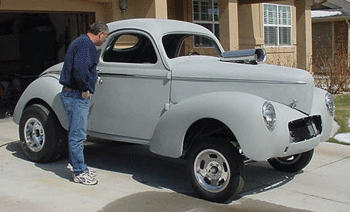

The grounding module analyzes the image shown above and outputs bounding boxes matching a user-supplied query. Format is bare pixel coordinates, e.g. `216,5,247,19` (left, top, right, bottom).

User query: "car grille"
289,115,322,143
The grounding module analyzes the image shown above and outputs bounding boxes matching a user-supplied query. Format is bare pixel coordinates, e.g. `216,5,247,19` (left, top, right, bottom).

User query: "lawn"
328,93,350,145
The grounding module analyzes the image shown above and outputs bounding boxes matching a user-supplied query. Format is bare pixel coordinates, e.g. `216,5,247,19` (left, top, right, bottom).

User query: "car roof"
107,18,213,38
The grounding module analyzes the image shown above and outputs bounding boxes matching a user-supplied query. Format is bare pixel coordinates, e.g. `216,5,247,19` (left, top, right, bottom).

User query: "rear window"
162,34,221,59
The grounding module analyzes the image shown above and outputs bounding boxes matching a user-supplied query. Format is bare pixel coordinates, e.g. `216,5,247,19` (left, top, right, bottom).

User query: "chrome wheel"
193,149,231,193
24,117,45,152
187,139,244,202
19,104,66,162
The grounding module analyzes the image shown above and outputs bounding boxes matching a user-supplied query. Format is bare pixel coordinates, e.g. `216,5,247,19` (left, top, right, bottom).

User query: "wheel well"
24,98,52,113
22,98,63,129
182,118,240,158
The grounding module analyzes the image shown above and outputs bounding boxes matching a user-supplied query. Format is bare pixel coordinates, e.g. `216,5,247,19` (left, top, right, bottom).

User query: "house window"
264,3,292,46
193,0,219,47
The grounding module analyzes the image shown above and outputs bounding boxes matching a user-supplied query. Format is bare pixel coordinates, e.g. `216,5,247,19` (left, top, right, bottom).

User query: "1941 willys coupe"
13,18,334,202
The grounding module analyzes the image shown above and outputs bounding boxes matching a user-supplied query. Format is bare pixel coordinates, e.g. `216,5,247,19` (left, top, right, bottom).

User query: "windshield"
162,34,222,59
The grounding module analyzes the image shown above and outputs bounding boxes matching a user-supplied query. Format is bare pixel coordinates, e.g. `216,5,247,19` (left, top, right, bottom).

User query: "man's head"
87,21,109,46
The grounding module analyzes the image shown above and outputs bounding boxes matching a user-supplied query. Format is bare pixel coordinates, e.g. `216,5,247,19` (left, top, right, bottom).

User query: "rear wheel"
268,149,314,172
19,104,66,162
186,138,244,202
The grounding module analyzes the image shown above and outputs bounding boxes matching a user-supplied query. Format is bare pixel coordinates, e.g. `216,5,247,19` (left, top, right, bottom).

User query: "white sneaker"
72,172,98,185
67,163,73,172
88,170,97,178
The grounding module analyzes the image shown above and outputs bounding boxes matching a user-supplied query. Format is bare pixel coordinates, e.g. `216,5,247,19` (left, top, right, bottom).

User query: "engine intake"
220,48,267,64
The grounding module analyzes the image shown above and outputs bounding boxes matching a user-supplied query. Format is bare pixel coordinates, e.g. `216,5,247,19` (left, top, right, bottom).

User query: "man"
59,21,109,185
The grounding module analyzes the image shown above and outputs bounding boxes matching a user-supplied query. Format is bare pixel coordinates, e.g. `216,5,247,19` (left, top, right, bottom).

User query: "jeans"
60,88,89,175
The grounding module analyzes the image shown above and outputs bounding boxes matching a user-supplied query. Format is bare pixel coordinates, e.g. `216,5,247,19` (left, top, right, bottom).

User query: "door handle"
97,76,103,85
96,69,103,85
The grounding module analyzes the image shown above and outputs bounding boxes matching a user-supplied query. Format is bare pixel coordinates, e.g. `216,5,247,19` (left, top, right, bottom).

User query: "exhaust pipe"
220,48,267,64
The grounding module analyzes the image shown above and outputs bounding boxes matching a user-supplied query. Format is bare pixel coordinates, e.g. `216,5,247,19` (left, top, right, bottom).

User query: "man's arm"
72,46,92,93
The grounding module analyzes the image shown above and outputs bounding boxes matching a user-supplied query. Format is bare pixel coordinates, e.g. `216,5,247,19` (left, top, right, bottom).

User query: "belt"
63,87,81,93
63,87,72,92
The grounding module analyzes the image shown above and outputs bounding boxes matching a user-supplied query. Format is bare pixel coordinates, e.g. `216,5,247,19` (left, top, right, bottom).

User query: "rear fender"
13,76,68,130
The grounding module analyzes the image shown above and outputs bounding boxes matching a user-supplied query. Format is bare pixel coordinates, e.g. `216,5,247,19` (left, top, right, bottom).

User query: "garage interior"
0,12,95,118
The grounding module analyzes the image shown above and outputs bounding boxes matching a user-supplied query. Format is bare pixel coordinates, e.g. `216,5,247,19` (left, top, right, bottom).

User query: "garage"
0,12,94,117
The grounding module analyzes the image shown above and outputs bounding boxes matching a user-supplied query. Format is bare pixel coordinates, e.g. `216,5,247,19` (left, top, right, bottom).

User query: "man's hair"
88,21,109,35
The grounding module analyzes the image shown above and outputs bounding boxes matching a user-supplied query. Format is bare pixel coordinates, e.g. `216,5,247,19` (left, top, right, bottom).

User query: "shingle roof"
312,0,350,19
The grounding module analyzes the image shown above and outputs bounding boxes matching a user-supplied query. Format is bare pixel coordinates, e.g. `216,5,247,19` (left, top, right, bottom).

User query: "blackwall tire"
268,149,314,172
186,138,244,202
19,104,66,163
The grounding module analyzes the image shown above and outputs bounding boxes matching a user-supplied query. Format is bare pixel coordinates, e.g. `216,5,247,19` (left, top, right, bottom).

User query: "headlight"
325,93,335,116
262,101,276,131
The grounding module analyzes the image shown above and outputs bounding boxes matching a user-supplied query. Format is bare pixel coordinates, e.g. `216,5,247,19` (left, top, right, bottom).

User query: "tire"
186,138,245,202
19,104,66,163
268,149,314,172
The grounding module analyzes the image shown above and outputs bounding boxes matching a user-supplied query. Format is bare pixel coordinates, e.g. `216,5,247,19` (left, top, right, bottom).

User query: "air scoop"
220,48,267,64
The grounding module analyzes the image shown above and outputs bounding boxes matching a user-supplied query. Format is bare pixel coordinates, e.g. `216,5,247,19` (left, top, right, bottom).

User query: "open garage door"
0,12,95,118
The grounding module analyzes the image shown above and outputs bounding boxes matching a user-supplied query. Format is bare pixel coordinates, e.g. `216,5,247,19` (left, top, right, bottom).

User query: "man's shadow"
6,139,301,202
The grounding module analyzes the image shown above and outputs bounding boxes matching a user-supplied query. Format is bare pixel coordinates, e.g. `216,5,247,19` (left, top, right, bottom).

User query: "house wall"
312,22,333,74
312,20,349,75
238,1,298,68
107,0,168,21
167,0,185,20
334,21,348,56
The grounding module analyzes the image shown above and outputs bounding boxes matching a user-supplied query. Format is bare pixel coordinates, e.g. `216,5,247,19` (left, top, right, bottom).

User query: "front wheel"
19,104,66,163
268,149,314,172
186,138,244,202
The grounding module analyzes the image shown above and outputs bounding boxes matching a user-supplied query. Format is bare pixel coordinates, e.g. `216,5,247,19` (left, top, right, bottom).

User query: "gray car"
13,18,334,202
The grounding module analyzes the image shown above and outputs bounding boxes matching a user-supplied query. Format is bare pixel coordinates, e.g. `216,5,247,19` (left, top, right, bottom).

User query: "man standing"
59,21,109,185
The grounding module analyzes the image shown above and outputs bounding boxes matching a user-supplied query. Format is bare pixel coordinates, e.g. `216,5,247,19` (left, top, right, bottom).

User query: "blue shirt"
59,34,98,93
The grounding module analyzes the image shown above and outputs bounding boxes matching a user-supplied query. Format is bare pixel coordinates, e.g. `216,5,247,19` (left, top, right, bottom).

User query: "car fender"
311,87,333,142
13,75,68,130
150,91,292,160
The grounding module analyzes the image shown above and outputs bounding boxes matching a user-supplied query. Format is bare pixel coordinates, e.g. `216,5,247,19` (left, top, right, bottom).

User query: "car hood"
169,56,315,114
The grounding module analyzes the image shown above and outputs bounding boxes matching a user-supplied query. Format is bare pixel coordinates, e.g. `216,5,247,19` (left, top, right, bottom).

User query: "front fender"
311,87,333,142
13,75,68,130
150,92,288,159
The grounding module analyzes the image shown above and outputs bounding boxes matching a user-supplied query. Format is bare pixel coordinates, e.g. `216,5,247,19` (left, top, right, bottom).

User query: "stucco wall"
238,1,298,68
238,4,264,49
107,0,168,21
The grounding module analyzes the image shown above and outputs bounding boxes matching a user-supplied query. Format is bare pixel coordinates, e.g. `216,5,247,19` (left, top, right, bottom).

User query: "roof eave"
312,16,350,22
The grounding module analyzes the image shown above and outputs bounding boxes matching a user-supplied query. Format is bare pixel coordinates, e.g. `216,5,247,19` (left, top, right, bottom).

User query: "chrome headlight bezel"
325,93,335,117
262,101,276,131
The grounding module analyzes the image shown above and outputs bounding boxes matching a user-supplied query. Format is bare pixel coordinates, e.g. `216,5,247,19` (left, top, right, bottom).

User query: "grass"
328,93,350,145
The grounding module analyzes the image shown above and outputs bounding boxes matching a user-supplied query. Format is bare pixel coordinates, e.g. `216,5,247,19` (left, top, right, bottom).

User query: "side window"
103,33,158,64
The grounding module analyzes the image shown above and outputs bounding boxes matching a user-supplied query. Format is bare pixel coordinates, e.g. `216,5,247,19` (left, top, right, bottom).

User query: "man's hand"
82,91,90,99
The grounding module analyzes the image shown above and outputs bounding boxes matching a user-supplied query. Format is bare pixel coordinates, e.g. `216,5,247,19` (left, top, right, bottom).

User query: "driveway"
0,118,349,212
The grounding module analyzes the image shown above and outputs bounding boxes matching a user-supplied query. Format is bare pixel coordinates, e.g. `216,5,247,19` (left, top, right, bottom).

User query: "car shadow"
5,140,72,180
240,161,302,197
5,139,300,203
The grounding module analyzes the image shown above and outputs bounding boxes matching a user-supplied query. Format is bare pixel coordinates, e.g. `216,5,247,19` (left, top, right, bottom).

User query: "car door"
88,30,171,143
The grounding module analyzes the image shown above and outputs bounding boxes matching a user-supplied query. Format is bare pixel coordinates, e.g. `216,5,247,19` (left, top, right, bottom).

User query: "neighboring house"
312,0,350,74
0,0,319,80
311,0,350,92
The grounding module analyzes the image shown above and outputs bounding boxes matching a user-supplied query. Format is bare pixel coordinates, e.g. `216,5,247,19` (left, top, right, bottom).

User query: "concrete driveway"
1,118,350,212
